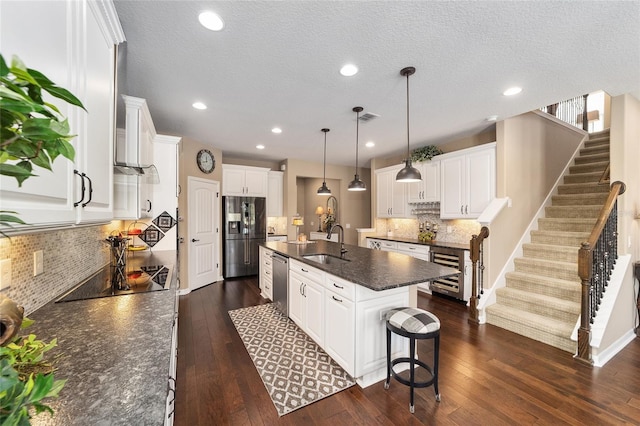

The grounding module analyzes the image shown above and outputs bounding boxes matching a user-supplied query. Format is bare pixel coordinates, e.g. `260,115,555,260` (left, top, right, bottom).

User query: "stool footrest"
390,357,435,388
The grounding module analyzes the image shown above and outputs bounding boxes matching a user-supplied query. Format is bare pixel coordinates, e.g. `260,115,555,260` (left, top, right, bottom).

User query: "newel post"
468,227,489,325
576,242,593,365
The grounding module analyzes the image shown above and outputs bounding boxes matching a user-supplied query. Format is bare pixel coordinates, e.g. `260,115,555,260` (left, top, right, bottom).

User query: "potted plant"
1,53,85,233
411,145,443,163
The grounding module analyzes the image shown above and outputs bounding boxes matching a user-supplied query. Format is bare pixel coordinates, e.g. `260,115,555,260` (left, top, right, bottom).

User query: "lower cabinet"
285,260,409,385
165,291,179,426
259,247,274,300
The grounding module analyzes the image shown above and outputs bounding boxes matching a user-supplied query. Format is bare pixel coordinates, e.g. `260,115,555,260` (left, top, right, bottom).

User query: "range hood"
114,95,159,183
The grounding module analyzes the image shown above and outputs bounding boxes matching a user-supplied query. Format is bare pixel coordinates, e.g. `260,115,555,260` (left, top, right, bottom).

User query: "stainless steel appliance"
272,253,289,315
429,246,469,301
222,196,266,278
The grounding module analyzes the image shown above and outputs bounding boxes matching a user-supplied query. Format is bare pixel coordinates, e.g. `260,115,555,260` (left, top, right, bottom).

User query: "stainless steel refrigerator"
222,196,266,278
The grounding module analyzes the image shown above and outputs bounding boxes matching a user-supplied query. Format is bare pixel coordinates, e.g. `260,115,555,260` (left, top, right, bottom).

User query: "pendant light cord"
355,109,360,175
323,130,327,182
406,71,410,160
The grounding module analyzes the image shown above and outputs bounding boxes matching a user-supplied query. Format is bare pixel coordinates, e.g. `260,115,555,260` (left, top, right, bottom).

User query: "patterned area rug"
229,303,356,416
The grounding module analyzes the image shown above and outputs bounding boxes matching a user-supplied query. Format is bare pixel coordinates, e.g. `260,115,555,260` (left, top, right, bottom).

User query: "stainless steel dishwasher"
272,253,289,316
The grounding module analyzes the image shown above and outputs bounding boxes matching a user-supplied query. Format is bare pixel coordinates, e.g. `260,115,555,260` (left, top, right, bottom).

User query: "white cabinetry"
259,246,274,300
375,165,407,218
407,160,441,203
222,165,268,197
165,291,179,426
0,0,121,231
289,259,325,346
440,143,496,219
324,274,355,375
113,96,157,219
267,171,283,216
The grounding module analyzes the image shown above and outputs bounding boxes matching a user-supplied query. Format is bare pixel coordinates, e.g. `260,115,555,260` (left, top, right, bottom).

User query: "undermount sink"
302,254,350,265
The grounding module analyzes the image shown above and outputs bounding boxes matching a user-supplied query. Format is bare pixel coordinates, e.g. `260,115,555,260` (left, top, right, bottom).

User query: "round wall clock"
196,149,215,174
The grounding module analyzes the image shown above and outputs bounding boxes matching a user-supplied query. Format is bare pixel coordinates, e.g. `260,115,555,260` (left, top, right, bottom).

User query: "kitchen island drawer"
325,273,356,301
290,259,325,282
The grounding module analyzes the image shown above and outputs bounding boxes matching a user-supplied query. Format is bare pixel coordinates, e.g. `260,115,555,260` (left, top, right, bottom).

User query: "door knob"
191,238,200,242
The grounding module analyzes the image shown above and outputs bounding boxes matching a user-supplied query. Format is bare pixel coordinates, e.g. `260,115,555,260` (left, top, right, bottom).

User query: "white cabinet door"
324,290,355,376
408,160,441,203
267,171,283,216
288,272,305,328
244,169,268,197
304,280,324,346
222,167,246,196
376,166,407,218
75,3,115,224
440,144,495,219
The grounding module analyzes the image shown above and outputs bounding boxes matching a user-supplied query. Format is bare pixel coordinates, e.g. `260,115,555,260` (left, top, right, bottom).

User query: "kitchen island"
28,250,177,426
261,240,459,387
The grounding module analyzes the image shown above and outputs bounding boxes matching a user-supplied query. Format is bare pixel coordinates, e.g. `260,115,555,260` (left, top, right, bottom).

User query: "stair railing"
469,226,489,325
576,181,626,364
541,94,589,131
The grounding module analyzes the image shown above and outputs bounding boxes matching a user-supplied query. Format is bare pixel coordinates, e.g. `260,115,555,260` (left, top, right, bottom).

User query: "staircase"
486,129,610,352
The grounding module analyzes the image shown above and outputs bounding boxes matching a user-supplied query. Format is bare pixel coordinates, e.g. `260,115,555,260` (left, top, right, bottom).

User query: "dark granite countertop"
366,235,470,251
263,240,459,291
29,250,177,426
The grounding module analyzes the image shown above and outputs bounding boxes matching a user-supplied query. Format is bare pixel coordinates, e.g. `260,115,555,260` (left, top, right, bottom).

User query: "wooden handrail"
576,181,625,365
468,226,489,325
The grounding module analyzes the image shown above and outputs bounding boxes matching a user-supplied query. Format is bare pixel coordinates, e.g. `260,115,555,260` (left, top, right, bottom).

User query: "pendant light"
317,128,332,195
348,106,366,191
396,66,422,183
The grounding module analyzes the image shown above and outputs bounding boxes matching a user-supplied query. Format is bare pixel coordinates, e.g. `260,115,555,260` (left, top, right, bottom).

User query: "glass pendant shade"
396,66,422,183
318,128,331,195
348,106,367,192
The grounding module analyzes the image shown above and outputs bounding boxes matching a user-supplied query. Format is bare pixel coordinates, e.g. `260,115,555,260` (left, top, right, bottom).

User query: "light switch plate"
33,250,44,276
0,258,11,290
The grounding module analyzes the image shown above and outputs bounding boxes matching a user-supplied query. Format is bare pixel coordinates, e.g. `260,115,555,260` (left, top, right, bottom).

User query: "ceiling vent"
358,112,380,123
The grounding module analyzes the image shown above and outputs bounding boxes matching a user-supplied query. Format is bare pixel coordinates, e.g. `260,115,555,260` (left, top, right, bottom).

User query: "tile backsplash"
0,222,121,315
375,215,481,245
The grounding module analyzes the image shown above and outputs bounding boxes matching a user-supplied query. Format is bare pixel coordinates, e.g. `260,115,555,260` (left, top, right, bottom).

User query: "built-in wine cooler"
429,246,471,301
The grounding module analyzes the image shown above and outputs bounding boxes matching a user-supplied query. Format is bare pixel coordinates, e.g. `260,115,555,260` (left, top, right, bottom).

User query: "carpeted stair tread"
545,205,602,218
522,242,578,263
505,271,580,299
551,193,609,206
574,152,609,165
537,217,596,232
485,304,575,352
564,171,603,184
530,230,590,246
580,144,609,156
569,161,609,174
496,287,580,322
557,182,610,194
514,257,578,281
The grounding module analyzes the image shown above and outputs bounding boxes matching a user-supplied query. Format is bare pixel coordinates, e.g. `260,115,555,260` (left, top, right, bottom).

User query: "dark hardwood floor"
175,277,640,425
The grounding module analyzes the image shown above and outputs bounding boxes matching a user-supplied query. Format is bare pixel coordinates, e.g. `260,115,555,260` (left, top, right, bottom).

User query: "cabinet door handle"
333,283,344,289
73,170,85,207
460,205,464,214
332,295,343,303
465,205,468,214
81,173,93,207
147,199,152,213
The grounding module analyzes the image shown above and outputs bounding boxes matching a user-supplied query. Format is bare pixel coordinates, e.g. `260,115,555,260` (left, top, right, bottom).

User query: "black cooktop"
56,264,171,303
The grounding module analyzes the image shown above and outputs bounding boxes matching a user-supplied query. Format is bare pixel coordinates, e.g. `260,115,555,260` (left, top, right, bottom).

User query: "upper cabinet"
113,97,158,220
440,143,496,219
0,0,123,231
267,171,284,216
376,165,408,218
407,160,441,204
222,165,269,197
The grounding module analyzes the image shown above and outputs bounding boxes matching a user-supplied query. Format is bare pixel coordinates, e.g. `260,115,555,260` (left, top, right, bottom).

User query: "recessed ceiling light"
365,141,375,148
198,11,224,31
192,102,207,110
340,64,358,77
486,115,498,122
256,144,265,150
271,127,282,134
503,87,522,96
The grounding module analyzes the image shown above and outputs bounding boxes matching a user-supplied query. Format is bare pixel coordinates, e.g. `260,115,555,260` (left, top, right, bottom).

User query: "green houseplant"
0,53,85,232
410,145,443,162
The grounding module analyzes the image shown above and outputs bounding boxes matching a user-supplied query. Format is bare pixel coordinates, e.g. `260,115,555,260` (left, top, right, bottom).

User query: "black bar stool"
384,307,440,413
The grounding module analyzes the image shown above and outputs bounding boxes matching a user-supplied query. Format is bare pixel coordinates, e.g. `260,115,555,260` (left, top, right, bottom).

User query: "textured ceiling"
113,1,640,167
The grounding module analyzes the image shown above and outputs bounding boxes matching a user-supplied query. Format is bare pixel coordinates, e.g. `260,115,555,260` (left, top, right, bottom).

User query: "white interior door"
188,177,220,291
